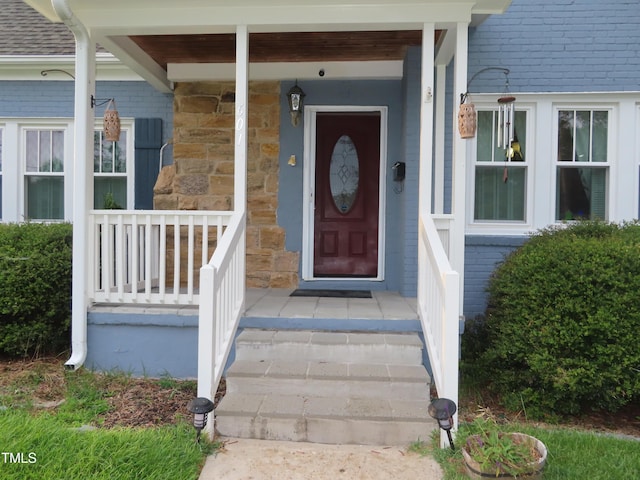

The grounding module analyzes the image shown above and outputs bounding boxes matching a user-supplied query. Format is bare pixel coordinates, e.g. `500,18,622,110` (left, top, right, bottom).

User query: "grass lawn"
413,421,640,480
0,358,218,480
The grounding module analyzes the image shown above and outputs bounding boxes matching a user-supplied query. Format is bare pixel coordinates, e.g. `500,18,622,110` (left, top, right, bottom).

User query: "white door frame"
301,105,388,281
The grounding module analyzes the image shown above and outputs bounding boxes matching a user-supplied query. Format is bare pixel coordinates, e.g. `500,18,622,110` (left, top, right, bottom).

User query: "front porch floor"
242,289,420,333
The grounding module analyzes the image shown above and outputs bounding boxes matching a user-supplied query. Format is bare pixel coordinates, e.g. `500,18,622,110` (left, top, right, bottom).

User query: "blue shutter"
134,118,163,210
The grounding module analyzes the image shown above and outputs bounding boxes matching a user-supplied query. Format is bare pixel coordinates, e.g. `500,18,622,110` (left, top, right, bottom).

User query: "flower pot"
462,432,547,479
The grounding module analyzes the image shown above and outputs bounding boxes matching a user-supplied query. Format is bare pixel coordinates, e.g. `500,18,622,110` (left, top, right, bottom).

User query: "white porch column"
234,25,249,213
418,23,435,219
451,22,469,311
434,64,447,214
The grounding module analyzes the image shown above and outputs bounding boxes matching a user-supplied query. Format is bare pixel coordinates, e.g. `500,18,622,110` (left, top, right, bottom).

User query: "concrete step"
215,392,437,445
235,329,424,365
216,328,435,445
225,359,431,399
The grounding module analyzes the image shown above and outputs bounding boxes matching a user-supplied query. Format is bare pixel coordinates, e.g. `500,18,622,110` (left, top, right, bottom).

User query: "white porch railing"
418,213,460,434
88,210,234,305
197,211,246,430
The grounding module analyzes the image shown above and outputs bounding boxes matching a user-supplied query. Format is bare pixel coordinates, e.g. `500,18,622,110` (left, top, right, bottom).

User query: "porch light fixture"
92,95,121,142
286,82,306,127
428,397,457,451
458,67,513,141
187,397,214,443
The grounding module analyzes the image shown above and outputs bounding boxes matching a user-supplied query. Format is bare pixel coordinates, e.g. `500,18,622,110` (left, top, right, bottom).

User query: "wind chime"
497,94,516,182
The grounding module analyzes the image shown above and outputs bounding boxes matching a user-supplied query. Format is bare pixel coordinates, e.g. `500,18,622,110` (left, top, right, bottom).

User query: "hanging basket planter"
103,99,121,142
458,100,477,139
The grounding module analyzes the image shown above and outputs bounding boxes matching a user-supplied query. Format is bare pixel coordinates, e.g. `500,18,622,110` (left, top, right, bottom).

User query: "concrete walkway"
198,438,444,480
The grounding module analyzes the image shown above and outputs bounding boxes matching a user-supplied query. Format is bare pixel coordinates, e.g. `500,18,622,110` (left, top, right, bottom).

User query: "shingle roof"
0,0,76,55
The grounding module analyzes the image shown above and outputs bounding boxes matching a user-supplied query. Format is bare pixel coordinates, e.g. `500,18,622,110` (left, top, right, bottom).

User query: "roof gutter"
52,0,95,371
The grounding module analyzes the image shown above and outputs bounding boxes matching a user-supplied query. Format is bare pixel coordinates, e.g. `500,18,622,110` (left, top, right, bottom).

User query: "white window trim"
466,103,535,235
93,118,135,209
552,104,614,222
0,118,134,222
465,92,640,235
22,125,72,221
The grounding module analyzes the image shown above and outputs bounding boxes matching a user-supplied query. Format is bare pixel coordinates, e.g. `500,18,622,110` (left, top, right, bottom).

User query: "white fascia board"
25,0,509,31
168,61,404,82
53,2,475,33
0,54,143,81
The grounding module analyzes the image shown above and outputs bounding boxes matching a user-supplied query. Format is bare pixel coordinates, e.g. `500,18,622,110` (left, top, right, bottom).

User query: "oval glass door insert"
329,135,360,214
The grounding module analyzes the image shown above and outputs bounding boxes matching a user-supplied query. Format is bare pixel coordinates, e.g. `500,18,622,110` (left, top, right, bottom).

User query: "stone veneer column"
154,81,299,289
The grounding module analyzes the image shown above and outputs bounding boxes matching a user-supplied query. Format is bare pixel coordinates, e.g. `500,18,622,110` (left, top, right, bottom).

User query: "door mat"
290,289,372,299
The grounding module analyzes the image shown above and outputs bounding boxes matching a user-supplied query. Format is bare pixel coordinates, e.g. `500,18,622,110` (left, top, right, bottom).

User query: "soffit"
128,31,430,69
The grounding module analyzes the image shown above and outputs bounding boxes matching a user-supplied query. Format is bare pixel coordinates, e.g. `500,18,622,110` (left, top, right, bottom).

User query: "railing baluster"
201,215,209,267
159,216,167,297
116,214,124,301
130,214,139,302
145,214,152,300
173,214,181,303
102,213,112,303
187,215,195,301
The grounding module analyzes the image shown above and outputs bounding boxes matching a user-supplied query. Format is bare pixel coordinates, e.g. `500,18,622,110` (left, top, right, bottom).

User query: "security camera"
318,69,325,77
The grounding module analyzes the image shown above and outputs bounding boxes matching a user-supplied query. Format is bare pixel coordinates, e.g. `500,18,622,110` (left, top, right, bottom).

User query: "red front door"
313,112,381,277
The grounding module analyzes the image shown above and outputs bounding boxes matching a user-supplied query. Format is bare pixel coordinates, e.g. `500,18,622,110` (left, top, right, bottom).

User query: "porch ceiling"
128,30,431,70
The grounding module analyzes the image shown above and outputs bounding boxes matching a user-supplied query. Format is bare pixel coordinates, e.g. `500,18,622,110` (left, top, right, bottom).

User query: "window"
94,129,128,209
473,110,528,222
24,129,65,220
556,109,608,221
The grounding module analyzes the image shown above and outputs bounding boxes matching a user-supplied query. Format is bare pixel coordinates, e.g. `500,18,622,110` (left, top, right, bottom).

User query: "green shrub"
465,221,640,418
0,223,72,356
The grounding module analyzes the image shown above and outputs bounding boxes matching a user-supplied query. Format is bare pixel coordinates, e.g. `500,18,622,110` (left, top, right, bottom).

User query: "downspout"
52,0,95,370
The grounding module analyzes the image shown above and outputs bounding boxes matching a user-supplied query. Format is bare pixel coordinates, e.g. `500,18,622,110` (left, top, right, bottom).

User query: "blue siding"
399,47,421,296
463,235,527,319
469,0,640,93
0,80,173,125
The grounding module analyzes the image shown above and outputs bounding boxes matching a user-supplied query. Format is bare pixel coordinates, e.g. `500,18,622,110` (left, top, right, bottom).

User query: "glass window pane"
476,111,494,162
94,131,102,173
101,139,113,173
114,137,126,173
474,167,526,221
39,131,51,172
592,111,608,162
558,110,574,162
26,176,64,220
0,128,3,172
94,177,126,209
512,111,526,161
574,111,591,162
556,167,607,221
52,131,64,172
26,130,39,172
